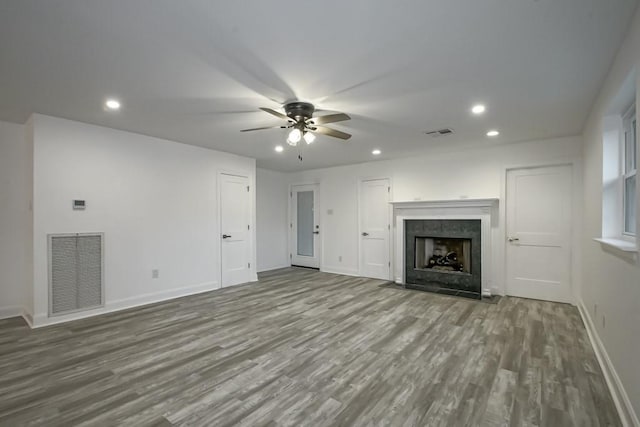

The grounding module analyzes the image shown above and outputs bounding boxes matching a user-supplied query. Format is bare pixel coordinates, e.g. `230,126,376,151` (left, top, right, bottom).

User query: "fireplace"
405,219,481,299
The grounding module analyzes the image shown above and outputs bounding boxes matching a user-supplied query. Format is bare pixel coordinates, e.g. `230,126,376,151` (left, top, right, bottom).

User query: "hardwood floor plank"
0,268,621,426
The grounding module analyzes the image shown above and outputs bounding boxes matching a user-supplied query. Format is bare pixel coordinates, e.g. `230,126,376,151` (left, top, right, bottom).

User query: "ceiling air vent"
424,128,454,137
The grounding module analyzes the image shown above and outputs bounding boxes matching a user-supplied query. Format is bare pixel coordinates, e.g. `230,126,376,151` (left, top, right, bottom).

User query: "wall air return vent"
424,128,454,137
48,233,104,316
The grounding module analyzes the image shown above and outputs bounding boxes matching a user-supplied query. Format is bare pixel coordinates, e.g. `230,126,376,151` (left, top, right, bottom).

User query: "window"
600,97,637,253
623,105,637,236
598,71,638,254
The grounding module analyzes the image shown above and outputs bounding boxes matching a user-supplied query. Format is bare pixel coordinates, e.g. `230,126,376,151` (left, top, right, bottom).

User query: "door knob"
507,237,520,242
362,232,369,236
222,234,232,239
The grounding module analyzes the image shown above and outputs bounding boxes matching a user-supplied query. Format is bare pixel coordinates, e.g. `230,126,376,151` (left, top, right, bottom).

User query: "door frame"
357,177,393,280
502,161,578,303
218,170,256,288
288,182,322,269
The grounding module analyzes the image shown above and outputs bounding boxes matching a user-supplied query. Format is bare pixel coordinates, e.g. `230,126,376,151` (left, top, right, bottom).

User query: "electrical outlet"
338,255,342,262
152,269,159,279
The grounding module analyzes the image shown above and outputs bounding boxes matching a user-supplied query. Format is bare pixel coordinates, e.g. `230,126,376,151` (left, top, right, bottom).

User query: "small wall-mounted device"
72,200,86,210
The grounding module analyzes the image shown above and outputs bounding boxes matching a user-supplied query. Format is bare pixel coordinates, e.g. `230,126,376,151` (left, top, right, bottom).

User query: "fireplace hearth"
405,219,481,299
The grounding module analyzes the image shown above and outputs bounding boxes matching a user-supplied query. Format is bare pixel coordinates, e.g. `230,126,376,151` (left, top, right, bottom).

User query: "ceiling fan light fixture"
287,128,302,145
303,131,316,144
242,102,352,150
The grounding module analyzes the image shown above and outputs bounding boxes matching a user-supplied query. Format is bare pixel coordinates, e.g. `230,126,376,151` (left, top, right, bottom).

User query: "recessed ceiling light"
486,130,500,137
105,99,121,110
372,149,381,155
275,145,284,152
471,104,486,115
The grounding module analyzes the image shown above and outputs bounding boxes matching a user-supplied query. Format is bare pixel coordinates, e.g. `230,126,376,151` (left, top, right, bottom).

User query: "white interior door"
220,173,250,287
359,178,391,279
291,184,320,268
506,165,573,303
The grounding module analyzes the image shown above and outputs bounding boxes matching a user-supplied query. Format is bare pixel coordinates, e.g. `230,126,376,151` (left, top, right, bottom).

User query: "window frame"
621,103,637,238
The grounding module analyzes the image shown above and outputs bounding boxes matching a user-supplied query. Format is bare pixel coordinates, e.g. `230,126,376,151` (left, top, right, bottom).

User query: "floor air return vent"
48,233,104,316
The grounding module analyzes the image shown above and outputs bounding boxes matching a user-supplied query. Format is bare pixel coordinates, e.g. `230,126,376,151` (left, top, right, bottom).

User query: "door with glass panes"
290,184,320,268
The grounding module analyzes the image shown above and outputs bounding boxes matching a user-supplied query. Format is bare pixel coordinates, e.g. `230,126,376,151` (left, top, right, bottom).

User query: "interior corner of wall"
21,308,34,328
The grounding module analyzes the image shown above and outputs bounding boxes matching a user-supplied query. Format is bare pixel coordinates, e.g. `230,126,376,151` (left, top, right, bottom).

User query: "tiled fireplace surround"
391,199,500,297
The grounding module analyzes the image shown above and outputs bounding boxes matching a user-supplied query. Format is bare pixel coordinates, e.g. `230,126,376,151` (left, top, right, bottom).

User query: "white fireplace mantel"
391,198,500,295
390,198,499,209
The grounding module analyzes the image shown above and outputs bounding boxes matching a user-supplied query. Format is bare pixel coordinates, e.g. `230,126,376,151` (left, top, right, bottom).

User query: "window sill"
593,237,638,262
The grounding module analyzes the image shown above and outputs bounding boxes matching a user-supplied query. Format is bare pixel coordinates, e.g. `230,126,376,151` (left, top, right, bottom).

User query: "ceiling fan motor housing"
285,102,315,122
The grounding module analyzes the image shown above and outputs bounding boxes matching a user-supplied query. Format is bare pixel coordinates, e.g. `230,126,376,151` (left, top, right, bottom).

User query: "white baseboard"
0,306,34,328
321,265,360,277
257,264,290,273
0,306,24,320
578,300,639,427
31,281,220,328
21,308,33,328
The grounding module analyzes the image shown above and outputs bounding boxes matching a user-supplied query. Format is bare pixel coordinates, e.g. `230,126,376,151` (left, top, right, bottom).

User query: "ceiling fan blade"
240,125,286,132
313,126,352,140
259,107,292,121
308,113,351,125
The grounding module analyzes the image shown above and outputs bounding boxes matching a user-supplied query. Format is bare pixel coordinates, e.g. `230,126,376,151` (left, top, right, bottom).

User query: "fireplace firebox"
405,219,481,299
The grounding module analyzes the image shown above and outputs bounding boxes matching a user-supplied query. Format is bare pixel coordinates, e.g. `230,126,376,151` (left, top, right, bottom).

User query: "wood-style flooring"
0,268,620,426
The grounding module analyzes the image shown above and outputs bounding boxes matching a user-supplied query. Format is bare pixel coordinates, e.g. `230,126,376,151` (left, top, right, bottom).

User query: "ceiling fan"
240,101,351,145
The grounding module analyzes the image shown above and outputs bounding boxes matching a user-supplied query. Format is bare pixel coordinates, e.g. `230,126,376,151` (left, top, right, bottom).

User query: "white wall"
286,136,583,296
581,5,640,423
0,120,31,319
31,114,256,326
256,168,289,272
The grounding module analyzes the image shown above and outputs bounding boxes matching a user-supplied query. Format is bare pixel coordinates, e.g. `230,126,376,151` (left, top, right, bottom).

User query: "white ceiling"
0,0,637,171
